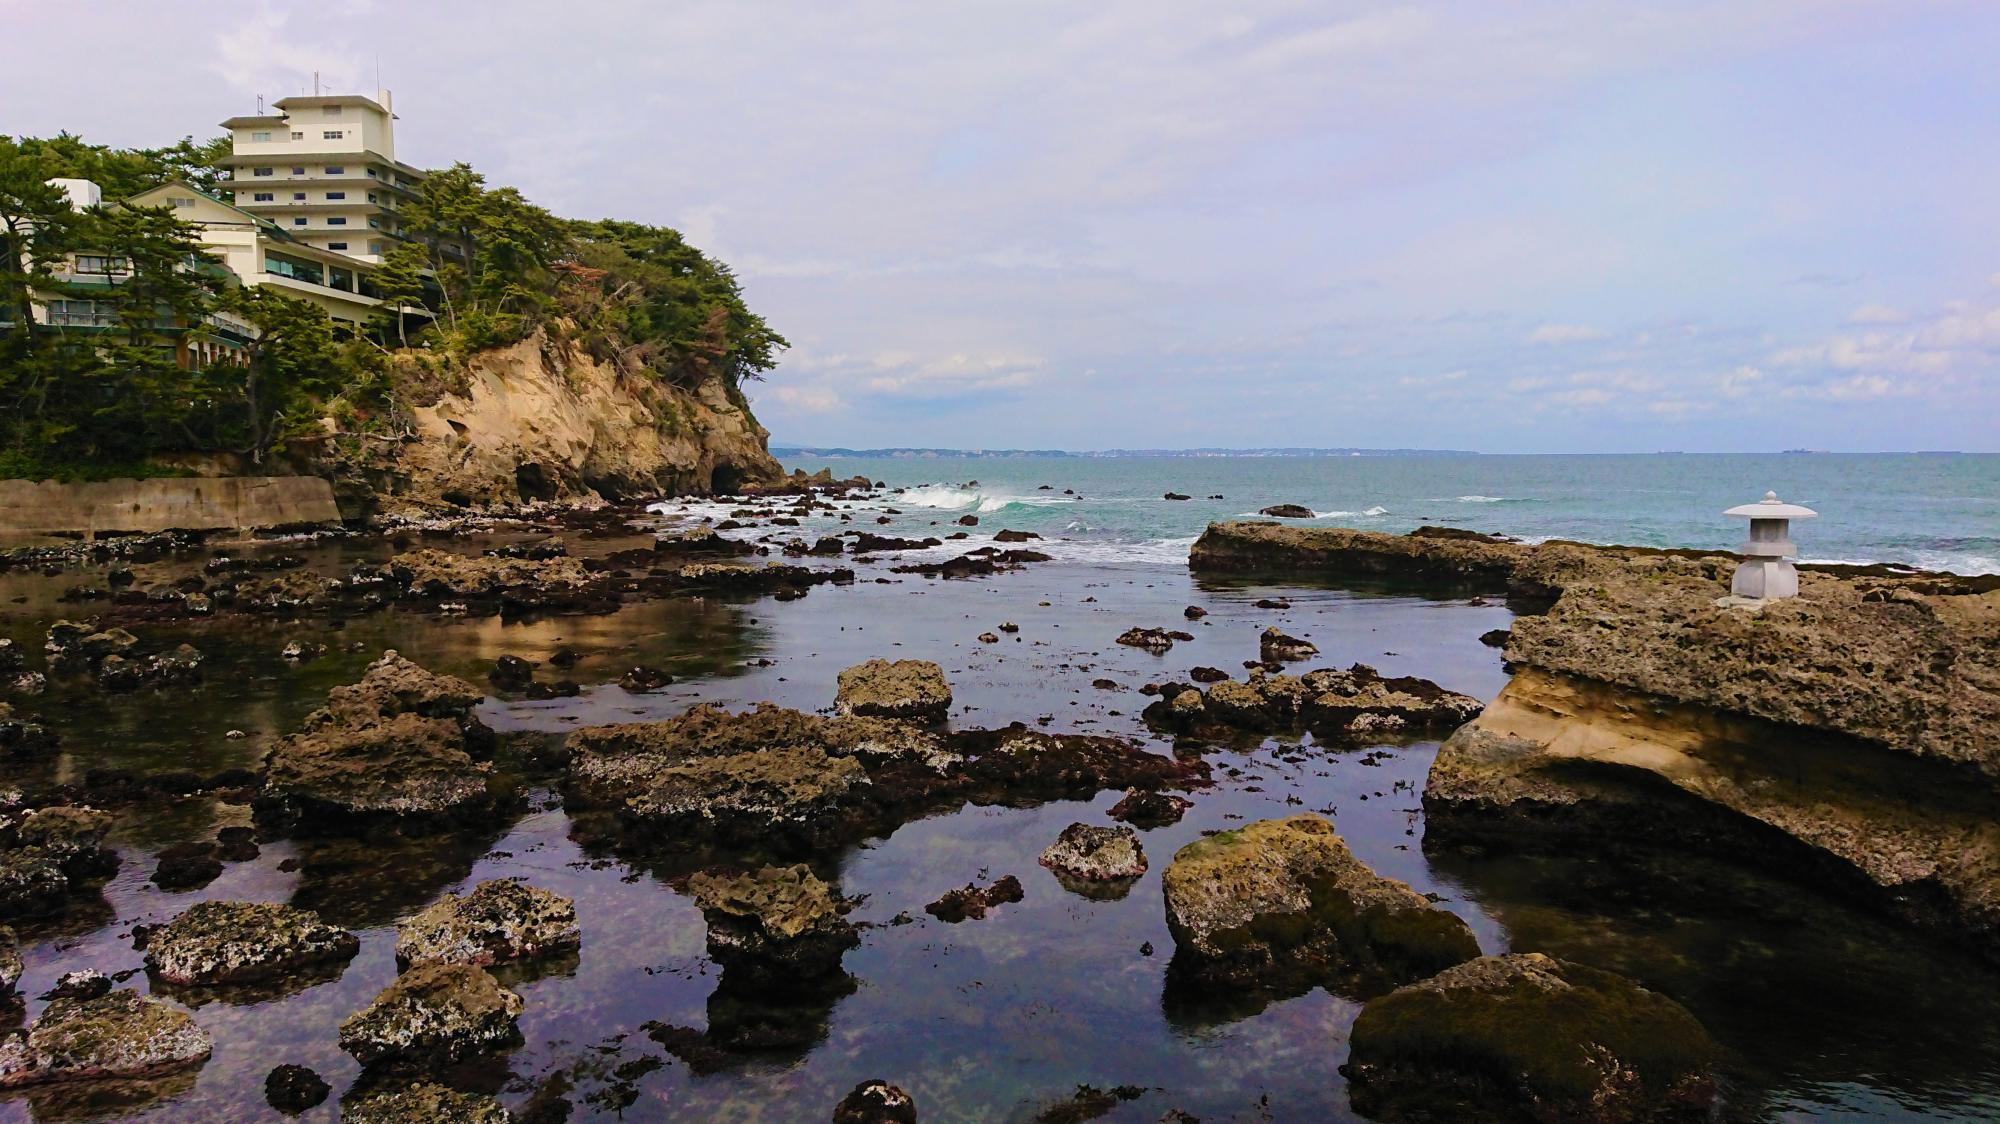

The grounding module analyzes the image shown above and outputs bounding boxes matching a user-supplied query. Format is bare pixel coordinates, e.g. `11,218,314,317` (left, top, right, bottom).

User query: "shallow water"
2,493,1998,1121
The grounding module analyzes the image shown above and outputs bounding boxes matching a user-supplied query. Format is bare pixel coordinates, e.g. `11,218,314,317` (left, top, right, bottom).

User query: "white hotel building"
217,91,426,265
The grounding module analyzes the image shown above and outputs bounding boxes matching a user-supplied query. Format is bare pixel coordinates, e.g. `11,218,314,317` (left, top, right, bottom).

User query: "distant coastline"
770,445,1481,459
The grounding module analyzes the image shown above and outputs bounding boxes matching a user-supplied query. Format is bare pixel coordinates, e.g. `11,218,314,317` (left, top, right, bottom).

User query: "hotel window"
74,255,130,275
327,217,348,225
323,130,344,140
291,166,305,175
326,191,346,200
368,241,385,254
251,131,272,142
291,131,304,140
253,167,274,177
293,217,307,226
169,196,196,208
325,165,345,175
253,192,274,202
367,193,378,203
327,242,349,251
293,192,306,200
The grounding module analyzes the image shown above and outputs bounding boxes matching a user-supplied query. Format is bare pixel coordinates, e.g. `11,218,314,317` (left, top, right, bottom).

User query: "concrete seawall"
0,476,342,541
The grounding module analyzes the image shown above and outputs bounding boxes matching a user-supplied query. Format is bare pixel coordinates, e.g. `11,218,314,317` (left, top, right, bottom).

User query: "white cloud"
766,385,846,414
1845,304,1905,325
1526,324,1609,345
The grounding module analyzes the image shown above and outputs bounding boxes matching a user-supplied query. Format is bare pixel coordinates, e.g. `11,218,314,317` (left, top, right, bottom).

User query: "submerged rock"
146,900,358,985
0,805,117,917
833,1079,919,1123
1039,823,1147,882
390,548,590,598
0,989,212,1088
1108,788,1192,828
0,703,56,760
1259,504,1316,519
338,963,524,1067
264,1063,330,1114
1116,627,1180,653
339,1080,510,1122
1343,952,1718,1123
1162,816,1477,992
395,879,580,969
835,659,953,723
688,864,858,982
151,840,223,890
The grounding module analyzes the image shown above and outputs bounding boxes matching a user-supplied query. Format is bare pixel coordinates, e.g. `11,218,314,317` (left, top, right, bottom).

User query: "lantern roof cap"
1725,491,1817,519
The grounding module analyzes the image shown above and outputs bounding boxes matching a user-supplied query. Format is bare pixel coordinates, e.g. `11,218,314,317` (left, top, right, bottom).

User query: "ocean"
770,452,2000,575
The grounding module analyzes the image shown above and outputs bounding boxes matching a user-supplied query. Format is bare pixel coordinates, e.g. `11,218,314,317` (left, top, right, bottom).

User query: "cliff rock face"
345,328,782,514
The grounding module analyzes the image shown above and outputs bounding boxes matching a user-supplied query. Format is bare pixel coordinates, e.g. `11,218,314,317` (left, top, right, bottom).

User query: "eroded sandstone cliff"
328,327,782,515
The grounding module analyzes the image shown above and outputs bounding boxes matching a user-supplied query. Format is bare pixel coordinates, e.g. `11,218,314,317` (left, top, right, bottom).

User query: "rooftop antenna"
314,70,321,96
256,95,265,114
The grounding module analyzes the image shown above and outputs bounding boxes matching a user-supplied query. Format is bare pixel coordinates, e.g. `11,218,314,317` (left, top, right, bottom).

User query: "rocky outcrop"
1039,823,1147,882
338,963,524,1067
0,804,117,917
1145,664,1481,741
1342,953,1718,1123
145,901,358,985
395,879,580,969
259,652,497,831
1190,523,1531,592
687,865,858,983
1259,504,1315,519
388,549,591,598
925,875,1024,922
834,659,953,723
0,990,212,1088
341,327,782,514
1162,816,1478,993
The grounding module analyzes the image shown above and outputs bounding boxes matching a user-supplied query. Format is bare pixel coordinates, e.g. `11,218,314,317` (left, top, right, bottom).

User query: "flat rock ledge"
145,900,358,986
1343,952,1718,1124
0,990,212,1088
339,1080,510,1123
396,879,579,969
259,652,497,831
1163,815,1478,994
1145,664,1481,742
835,659,953,723
338,963,524,1068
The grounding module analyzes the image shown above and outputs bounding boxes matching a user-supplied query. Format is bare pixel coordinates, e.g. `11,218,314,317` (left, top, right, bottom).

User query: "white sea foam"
897,485,981,510
1230,505,1390,519
1455,495,1508,503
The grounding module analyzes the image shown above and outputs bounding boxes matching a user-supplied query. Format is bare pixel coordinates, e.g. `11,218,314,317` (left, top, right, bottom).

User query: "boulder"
1162,816,1478,991
925,875,1023,922
688,864,858,981
337,963,524,1067
339,1080,510,1123
835,659,953,723
1259,504,1315,519
833,1079,918,1123
264,1063,330,1114
627,746,871,849
395,879,580,969
1343,953,1718,1123
1107,788,1192,828
1116,627,1178,653
0,990,212,1088
151,840,223,890
0,805,116,917
1039,823,1147,882
1259,627,1318,662
145,900,358,985
1145,664,1481,741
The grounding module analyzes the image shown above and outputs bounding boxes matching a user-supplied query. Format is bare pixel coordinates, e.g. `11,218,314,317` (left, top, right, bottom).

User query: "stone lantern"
1723,491,1816,599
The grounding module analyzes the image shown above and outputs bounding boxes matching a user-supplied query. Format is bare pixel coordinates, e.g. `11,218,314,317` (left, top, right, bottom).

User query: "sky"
7,1,2000,453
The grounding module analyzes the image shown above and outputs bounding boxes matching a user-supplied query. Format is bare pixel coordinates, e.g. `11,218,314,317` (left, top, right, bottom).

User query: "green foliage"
4,132,232,198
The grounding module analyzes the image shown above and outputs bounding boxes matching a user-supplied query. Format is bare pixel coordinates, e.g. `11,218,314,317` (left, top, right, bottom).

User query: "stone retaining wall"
0,476,341,541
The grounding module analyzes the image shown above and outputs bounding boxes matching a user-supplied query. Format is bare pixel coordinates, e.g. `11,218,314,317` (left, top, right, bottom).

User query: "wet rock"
488,654,537,690
618,665,674,692
994,529,1040,543
1259,627,1318,663
979,632,1001,644
833,1079,918,1123
215,825,260,863
1188,666,1228,684
1163,816,1478,992
1183,605,1207,620
1146,664,1480,742
1259,504,1315,519
395,879,579,969
0,640,20,673
523,680,580,700
925,875,1023,922
1342,952,1718,1123
0,703,55,760
835,659,953,723
626,746,870,850
1254,598,1291,610
145,900,358,985
1164,492,1192,501
264,1063,330,1114
390,548,591,598
1117,627,1178,653
339,1080,509,1122
0,805,117,917
0,927,18,997
957,514,979,526
42,969,111,1001
259,652,495,830
654,526,756,557
337,962,524,1067
1040,823,1147,882
150,841,224,890
688,864,858,982
95,643,204,691
0,989,211,1088
1108,788,1192,828
1479,628,1512,648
